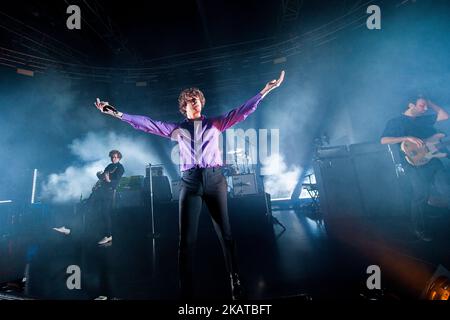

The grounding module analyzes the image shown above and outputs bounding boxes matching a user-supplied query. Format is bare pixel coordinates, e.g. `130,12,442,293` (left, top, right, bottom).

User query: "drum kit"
223,148,256,194
223,148,254,176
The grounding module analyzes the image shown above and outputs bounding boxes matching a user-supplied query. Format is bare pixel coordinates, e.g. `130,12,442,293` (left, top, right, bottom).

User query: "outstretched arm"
260,70,285,98
94,98,178,138
214,71,285,132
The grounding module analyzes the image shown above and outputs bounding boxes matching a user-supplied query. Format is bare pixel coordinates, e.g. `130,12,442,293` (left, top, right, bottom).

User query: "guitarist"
381,96,450,241
91,150,125,245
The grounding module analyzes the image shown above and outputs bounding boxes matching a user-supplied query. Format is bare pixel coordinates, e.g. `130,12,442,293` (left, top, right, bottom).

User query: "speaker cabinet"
143,176,172,202
314,143,410,225
231,174,258,196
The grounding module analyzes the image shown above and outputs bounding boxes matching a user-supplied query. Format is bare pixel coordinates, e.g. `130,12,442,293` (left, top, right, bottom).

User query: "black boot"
230,273,244,300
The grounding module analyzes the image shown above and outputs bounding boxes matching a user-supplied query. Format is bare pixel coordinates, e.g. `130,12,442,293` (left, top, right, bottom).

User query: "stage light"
422,265,450,301
16,68,34,77
426,276,450,301
31,169,38,204
273,57,287,64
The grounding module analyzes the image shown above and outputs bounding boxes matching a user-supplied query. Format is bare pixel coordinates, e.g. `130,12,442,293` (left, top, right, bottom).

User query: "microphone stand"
147,163,164,279
245,137,257,174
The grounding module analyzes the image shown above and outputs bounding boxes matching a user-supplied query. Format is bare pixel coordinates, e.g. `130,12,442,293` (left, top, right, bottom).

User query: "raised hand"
95,98,121,117
260,70,285,97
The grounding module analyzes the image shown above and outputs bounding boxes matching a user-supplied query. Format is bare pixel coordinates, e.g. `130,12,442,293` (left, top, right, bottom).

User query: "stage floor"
1,204,450,300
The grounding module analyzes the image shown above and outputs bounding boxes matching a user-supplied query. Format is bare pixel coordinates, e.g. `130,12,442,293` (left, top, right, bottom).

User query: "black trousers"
406,159,450,233
88,188,114,238
178,167,239,297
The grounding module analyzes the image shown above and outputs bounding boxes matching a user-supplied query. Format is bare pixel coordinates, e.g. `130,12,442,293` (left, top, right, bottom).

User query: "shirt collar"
184,115,205,122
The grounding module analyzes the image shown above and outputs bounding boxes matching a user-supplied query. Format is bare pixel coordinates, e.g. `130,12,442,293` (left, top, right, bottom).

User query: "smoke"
43,161,103,203
42,131,163,203
261,154,302,200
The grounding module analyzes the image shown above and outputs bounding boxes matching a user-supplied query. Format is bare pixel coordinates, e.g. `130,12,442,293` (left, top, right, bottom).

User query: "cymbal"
227,148,243,155
234,182,251,187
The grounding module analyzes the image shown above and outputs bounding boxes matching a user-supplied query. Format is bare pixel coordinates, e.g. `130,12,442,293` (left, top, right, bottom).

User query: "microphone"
103,104,118,114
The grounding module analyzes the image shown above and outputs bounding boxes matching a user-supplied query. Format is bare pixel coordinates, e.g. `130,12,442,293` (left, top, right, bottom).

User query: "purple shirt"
121,93,263,171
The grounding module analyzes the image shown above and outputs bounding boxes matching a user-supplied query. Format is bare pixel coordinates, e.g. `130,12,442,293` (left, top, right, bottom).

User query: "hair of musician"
404,94,427,110
178,87,206,116
415,94,427,103
109,150,122,159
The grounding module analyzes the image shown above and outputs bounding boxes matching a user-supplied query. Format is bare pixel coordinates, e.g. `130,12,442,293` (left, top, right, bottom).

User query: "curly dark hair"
178,87,206,116
109,150,122,159
403,94,427,111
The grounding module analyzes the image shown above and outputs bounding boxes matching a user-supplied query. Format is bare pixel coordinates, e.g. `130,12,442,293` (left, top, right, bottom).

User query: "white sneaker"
52,226,71,235
95,296,108,300
98,236,112,245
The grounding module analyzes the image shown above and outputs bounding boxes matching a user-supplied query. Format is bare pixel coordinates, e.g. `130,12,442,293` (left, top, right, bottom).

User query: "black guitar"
92,165,119,193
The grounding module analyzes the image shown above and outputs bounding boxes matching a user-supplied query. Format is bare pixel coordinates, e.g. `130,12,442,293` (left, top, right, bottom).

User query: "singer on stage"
94,70,285,300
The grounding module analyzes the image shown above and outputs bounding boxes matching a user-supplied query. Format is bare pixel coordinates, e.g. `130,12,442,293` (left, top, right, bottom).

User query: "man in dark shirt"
53,150,125,242
92,150,125,245
381,97,450,241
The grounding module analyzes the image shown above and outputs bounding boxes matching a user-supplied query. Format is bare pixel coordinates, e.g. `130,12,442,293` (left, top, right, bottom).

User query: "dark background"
1,0,450,203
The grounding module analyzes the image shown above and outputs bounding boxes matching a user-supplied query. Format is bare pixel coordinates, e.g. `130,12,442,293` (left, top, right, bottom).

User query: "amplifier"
314,142,410,221
117,176,144,191
115,190,144,208
143,176,172,202
231,174,258,197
